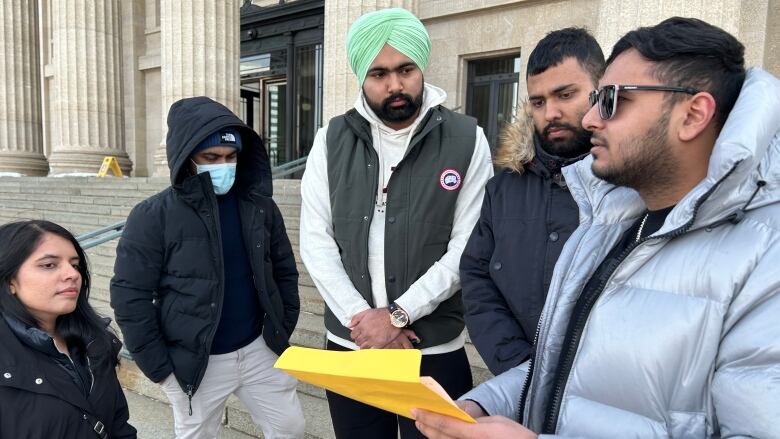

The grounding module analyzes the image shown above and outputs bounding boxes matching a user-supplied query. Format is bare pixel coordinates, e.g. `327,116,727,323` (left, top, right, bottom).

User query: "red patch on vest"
439,168,462,191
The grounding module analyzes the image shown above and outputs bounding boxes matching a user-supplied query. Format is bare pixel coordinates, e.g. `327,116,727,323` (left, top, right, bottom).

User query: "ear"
677,92,717,142
8,280,17,295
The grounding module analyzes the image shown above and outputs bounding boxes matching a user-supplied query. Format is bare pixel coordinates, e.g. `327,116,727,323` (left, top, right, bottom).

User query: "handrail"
77,221,127,250
79,230,125,250
76,156,308,250
271,155,308,178
76,220,126,241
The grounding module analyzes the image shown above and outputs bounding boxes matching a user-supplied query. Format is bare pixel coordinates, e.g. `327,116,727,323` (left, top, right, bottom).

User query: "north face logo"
221,132,237,143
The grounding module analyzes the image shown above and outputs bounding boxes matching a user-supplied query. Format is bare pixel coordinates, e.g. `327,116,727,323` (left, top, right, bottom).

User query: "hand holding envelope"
274,346,476,423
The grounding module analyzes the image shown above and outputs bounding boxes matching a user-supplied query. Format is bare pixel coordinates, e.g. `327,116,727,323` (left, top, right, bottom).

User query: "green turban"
346,8,431,85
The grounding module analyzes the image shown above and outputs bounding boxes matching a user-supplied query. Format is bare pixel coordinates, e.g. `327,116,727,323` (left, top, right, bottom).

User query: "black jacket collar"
527,134,588,186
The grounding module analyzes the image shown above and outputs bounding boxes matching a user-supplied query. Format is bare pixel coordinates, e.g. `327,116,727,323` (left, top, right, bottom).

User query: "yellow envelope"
274,346,476,423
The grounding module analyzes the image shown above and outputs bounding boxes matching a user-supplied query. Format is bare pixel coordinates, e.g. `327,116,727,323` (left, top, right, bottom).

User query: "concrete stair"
0,176,493,438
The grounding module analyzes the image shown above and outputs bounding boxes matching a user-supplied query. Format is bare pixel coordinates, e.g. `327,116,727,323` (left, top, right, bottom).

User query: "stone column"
323,0,417,121
0,0,48,175
152,0,241,177
48,0,132,175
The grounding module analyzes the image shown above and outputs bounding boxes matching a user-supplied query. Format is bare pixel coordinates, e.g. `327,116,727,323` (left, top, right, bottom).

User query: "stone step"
119,353,332,439
0,198,134,217
0,209,128,231
0,191,152,208
2,175,494,439
98,291,490,439
124,389,258,439
300,285,325,316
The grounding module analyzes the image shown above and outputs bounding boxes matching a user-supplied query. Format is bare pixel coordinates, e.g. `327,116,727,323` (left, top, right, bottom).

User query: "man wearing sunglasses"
415,17,780,438
460,28,604,376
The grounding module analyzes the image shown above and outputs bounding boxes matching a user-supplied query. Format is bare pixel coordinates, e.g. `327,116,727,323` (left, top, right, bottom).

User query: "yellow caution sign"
97,156,123,177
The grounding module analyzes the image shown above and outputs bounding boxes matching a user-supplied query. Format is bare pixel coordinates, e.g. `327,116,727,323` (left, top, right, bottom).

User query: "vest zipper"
186,384,194,416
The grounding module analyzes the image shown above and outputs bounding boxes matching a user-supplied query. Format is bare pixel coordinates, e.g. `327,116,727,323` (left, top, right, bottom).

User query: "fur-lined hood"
494,103,536,173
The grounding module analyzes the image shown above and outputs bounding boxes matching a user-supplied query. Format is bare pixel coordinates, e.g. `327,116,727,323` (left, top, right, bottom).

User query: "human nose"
582,103,602,132
387,72,403,94
544,102,562,122
62,263,80,281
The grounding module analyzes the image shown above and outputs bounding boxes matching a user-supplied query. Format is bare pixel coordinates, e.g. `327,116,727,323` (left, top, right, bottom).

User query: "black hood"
166,96,272,197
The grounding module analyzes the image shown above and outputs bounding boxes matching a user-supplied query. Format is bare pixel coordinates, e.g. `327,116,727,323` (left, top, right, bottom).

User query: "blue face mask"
193,161,237,195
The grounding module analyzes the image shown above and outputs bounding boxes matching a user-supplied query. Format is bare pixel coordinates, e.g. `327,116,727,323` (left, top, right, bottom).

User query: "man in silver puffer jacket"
414,17,780,439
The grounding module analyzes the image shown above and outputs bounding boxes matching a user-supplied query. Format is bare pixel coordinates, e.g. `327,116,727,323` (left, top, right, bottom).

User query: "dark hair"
527,27,605,85
0,220,117,364
607,17,746,128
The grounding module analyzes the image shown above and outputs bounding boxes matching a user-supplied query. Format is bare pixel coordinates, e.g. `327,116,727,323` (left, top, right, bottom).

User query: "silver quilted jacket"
463,68,780,438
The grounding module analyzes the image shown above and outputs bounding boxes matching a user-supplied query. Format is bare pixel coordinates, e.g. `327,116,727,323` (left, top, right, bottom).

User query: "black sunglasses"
588,84,700,120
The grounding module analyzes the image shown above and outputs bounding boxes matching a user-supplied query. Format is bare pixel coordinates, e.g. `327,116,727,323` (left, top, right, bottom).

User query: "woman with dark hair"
0,220,136,438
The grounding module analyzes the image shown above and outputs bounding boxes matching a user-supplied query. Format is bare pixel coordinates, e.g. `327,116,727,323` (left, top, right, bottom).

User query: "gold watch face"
390,309,409,328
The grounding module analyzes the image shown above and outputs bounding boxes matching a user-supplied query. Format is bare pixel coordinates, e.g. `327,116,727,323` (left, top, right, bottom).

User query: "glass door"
263,78,287,167
466,55,521,152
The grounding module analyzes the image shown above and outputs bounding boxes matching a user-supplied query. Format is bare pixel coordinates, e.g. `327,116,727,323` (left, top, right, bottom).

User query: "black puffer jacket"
0,314,136,439
110,97,299,397
460,112,582,375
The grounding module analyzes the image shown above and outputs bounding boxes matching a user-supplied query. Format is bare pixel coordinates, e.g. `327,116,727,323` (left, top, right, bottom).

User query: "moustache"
589,134,608,147
543,123,580,138
382,93,414,108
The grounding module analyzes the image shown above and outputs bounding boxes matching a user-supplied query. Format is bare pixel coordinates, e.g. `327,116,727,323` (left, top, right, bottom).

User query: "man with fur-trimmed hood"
460,28,604,375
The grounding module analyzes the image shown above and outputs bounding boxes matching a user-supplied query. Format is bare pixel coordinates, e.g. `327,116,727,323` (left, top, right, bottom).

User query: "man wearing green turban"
346,8,432,87
300,7,494,439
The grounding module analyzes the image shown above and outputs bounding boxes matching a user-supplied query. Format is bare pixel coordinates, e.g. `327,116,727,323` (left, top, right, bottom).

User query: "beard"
538,123,593,158
365,90,424,124
592,111,678,192
538,107,593,158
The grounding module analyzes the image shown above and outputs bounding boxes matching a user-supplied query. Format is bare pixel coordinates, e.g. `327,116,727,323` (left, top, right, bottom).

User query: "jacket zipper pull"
186,385,194,416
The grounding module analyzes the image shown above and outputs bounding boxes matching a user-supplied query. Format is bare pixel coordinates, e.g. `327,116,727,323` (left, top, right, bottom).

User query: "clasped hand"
348,308,419,349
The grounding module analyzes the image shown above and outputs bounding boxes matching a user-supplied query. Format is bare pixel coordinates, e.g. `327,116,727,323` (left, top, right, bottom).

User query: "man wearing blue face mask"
111,96,304,438
189,127,241,195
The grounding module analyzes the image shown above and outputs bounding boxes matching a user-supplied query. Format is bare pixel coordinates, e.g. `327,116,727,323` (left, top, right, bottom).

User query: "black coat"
0,315,136,439
110,97,299,397
460,152,580,375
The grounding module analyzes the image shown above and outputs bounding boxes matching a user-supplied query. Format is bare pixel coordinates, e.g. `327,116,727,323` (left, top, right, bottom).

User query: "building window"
239,42,321,167
240,0,323,171
466,55,521,151
294,43,323,160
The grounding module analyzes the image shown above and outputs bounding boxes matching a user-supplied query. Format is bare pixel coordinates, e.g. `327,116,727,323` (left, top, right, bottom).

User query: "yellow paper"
274,346,476,423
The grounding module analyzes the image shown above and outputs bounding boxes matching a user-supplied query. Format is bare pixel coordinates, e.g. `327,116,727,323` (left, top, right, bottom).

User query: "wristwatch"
388,302,410,328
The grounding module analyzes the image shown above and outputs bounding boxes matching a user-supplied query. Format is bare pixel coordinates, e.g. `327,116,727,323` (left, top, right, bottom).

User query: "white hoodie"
300,83,493,353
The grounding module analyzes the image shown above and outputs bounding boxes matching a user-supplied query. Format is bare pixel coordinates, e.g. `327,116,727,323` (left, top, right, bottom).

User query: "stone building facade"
1,0,778,177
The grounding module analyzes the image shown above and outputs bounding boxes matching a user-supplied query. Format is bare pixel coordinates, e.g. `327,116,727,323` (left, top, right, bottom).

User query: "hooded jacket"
464,68,780,437
110,97,299,398
460,106,584,374
0,314,136,439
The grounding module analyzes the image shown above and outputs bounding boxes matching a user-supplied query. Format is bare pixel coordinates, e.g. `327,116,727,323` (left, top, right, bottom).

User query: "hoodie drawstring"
706,180,766,230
